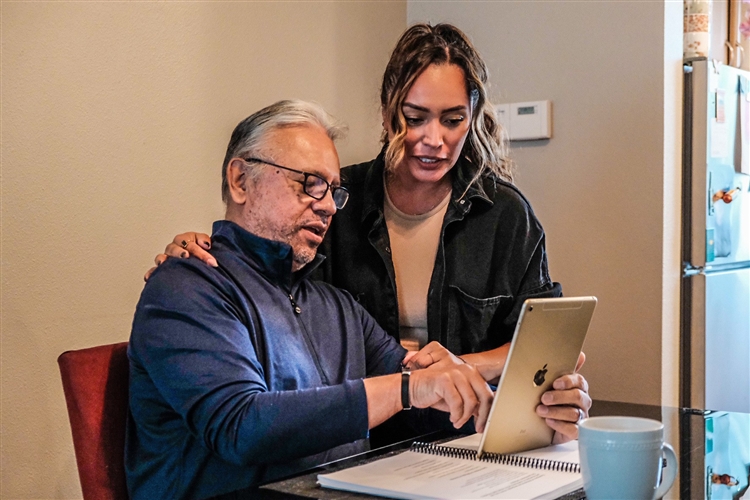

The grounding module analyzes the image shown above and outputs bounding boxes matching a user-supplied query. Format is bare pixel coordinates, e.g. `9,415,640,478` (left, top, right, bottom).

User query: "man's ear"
226,158,250,205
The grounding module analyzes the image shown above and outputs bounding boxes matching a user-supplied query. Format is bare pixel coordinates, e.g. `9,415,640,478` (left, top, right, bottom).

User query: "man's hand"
363,361,493,433
404,344,590,440
410,363,494,432
536,352,591,443
144,231,216,281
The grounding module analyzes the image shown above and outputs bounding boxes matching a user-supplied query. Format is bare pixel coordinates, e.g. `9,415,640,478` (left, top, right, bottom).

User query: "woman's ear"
381,109,394,141
226,158,249,205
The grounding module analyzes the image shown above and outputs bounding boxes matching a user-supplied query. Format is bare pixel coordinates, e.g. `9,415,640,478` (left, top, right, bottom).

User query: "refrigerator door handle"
683,263,703,277
712,187,741,203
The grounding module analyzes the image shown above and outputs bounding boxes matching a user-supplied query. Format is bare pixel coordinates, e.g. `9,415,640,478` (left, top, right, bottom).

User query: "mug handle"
654,443,678,499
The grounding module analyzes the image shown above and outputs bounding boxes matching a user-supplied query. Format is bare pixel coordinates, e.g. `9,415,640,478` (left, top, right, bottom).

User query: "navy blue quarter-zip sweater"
126,220,407,499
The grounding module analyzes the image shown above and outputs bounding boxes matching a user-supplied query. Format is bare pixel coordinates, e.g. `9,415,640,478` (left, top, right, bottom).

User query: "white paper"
318,450,582,500
712,121,730,159
439,433,580,464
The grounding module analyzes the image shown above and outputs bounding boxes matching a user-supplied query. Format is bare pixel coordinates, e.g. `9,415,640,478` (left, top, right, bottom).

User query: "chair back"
58,342,130,500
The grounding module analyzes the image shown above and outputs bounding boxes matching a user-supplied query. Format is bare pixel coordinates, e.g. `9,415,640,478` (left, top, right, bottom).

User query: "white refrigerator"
682,58,750,414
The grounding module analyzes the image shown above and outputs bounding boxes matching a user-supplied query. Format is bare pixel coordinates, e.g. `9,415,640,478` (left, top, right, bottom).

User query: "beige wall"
1,2,406,498
2,2,687,497
408,2,683,406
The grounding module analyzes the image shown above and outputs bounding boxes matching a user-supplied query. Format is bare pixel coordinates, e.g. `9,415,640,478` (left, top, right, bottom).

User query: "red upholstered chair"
58,342,130,500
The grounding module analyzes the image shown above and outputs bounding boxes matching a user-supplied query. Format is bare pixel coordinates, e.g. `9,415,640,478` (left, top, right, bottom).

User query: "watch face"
401,370,412,410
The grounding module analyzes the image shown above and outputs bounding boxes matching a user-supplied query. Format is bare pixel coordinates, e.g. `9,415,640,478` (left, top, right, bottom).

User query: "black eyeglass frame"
242,157,349,209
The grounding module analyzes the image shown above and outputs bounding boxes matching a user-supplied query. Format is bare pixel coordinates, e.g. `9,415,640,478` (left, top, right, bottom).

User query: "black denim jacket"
317,152,562,356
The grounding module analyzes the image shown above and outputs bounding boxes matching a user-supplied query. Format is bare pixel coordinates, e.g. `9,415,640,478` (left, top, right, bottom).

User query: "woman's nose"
421,120,443,148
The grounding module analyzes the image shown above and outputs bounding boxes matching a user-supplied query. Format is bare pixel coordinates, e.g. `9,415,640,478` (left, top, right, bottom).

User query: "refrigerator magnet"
706,228,715,262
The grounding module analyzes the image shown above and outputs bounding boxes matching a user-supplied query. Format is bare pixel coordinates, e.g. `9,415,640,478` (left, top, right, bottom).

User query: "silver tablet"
477,296,597,456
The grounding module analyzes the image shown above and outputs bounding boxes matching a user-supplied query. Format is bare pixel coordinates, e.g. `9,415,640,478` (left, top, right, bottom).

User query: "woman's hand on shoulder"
144,232,216,281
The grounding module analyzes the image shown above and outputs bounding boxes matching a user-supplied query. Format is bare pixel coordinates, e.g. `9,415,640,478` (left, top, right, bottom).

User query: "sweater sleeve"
129,261,369,467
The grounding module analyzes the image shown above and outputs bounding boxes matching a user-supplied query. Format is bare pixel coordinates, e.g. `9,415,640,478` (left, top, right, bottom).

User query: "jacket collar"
452,156,493,207
211,220,324,288
360,148,494,225
360,152,388,224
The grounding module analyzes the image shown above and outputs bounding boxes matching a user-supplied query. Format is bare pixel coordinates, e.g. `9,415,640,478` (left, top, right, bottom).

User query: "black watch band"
401,370,412,410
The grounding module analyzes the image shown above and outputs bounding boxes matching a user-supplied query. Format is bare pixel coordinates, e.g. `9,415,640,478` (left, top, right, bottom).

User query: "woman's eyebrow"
402,102,468,114
402,102,429,112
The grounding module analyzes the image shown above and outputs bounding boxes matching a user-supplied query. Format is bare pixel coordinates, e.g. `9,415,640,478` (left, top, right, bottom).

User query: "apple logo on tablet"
533,364,548,386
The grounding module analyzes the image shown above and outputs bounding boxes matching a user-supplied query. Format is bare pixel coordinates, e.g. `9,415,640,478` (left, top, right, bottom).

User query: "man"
126,100,493,499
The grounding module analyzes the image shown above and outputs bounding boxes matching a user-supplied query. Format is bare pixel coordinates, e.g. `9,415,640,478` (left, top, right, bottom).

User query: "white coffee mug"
578,416,678,500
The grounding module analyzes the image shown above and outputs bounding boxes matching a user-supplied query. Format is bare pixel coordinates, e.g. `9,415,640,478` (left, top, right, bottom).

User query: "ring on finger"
576,408,585,423
181,240,189,249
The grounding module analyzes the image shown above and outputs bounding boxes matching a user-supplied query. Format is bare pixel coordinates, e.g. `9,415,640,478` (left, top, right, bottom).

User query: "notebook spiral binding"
410,442,581,474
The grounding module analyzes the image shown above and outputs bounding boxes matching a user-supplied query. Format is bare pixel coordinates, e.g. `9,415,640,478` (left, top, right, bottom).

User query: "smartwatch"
401,369,412,410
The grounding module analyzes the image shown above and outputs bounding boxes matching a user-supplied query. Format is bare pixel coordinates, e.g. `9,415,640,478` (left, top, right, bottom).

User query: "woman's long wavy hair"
380,23,513,184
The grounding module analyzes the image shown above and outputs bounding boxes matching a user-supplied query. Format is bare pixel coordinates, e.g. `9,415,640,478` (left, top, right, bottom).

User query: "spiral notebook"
317,435,581,500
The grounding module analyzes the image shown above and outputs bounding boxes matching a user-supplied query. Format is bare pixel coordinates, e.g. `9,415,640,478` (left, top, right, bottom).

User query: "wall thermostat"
495,100,552,141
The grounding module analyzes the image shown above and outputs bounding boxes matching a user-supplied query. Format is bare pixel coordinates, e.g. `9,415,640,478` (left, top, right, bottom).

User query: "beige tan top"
383,184,451,351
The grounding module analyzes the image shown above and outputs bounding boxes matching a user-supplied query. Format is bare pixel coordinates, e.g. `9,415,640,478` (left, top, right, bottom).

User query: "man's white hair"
221,99,346,203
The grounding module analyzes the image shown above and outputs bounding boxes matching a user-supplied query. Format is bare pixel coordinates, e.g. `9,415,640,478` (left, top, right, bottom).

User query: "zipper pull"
288,293,302,315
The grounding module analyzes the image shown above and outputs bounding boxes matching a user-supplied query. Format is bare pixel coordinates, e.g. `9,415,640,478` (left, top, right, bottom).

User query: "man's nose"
312,188,337,216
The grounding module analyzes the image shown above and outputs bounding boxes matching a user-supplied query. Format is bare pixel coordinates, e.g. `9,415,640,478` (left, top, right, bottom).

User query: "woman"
151,23,590,443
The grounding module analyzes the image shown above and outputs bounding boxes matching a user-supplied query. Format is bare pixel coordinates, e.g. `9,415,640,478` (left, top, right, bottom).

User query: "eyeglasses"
242,157,350,210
